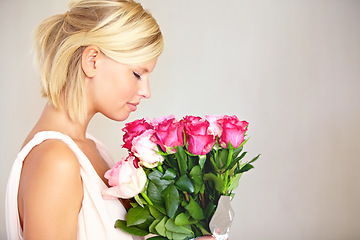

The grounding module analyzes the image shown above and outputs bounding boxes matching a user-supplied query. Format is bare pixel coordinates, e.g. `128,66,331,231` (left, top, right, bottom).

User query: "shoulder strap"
16,131,103,181
16,131,83,163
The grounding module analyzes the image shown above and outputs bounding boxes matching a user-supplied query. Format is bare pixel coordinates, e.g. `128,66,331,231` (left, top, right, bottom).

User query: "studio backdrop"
1,0,359,239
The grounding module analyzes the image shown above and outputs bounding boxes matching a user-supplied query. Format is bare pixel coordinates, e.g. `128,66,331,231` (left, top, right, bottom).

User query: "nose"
139,78,151,99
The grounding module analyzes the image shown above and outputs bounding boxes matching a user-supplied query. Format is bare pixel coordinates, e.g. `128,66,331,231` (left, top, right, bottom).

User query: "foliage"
106,115,260,239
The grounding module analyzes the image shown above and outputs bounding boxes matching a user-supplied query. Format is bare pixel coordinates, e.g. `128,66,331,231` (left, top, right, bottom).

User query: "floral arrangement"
102,115,260,240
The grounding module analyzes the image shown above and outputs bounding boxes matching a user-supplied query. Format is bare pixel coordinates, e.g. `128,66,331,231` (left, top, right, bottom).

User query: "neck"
34,102,93,141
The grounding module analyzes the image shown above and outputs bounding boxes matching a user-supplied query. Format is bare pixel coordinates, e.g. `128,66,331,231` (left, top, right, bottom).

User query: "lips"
127,102,139,112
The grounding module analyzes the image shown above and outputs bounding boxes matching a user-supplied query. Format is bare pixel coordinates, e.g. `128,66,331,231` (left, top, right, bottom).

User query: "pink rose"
218,115,248,148
122,118,153,150
151,115,176,126
183,116,216,155
183,115,202,123
102,155,146,199
132,129,164,168
152,116,184,153
205,115,224,137
183,116,207,135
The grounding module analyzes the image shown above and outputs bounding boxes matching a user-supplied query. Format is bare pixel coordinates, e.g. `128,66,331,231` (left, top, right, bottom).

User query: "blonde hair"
34,0,164,122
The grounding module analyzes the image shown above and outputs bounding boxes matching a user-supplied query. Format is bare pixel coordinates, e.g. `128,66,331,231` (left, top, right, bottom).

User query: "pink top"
5,131,141,240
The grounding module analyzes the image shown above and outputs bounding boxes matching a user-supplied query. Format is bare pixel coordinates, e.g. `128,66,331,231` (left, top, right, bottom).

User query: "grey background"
1,0,360,239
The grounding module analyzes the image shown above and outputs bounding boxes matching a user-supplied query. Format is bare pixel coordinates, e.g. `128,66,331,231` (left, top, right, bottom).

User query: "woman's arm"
18,140,83,240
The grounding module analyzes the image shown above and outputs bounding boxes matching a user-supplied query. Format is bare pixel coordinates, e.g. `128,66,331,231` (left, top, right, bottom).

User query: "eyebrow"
136,67,150,74
132,63,154,74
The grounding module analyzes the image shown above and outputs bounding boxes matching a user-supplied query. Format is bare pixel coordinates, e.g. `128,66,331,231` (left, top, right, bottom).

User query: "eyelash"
133,71,142,80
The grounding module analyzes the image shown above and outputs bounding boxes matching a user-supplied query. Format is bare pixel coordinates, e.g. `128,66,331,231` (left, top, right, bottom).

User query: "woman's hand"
195,236,228,240
195,236,216,240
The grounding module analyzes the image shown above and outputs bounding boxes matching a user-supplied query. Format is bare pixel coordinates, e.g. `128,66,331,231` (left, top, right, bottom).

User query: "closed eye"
133,71,142,80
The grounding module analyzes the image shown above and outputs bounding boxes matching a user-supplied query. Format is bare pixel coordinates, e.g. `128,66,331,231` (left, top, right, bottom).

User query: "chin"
106,112,131,122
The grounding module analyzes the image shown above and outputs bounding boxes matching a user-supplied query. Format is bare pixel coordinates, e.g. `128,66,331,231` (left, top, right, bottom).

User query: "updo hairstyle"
34,0,164,121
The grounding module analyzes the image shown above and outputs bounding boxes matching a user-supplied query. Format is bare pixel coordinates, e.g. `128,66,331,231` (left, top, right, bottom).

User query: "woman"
5,0,215,239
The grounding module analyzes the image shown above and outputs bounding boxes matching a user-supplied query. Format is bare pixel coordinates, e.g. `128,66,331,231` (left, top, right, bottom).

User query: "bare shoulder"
20,139,82,186
19,139,83,200
19,139,83,238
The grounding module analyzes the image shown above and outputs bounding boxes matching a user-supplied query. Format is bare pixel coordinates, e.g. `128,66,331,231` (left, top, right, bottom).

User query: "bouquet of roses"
102,115,260,240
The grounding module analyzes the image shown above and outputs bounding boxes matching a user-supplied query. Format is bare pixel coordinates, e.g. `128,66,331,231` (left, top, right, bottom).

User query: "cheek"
117,81,138,99
96,70,138,106
104,77,130,100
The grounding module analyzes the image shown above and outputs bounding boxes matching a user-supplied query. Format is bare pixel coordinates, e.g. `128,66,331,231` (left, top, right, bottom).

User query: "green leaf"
189,165,204,194
165,146,175,154
147,236,168,240
174,212,197,226
147,237,168,240
175,146,188,175
235,163,254,174
224,151,247,172
227,173,242,193
161,168,177,180
240,138,249,148
200,184,205,194
149,219,161,235
126,206,150,227
198,224,212,235
192,225,204,239
147,181,164,207
162,184,180,218
232,146,243,159
203,173,225,192
204,202,217,219
173,232,193,240
155,205,167,216
148,170,173,192
134,194,145,207
209,155,219,171
137,214,155,231
188,155,198,170
249,154,261,164
165,218,193,235
235,151,247,162
164,154,179,171
175,174,195,193
199,155,206,169
218,149,229,168
114,220,149,236
155,216,168,237
184,197,205,221
130,202,139,208
166,230,173,240
149,205,165,220
189,165,203,185
174,213,190,226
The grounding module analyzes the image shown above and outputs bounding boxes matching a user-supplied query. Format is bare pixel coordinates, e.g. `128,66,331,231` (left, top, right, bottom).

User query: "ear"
81,46,101,78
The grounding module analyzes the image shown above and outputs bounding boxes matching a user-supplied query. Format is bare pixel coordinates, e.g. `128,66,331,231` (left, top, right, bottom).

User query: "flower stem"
200,192,205,209
223,147,233,195
183,191,189,202
141,192,153,206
